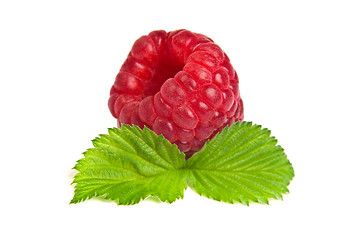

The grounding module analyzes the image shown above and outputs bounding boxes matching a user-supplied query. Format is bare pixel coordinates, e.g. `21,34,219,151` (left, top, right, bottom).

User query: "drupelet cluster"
109,29,244,156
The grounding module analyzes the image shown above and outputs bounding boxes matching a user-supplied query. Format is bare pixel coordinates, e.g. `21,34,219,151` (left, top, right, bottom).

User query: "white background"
1,0,359,239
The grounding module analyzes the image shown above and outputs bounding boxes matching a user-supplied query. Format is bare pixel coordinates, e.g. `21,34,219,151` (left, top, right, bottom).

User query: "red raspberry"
109,29,244,156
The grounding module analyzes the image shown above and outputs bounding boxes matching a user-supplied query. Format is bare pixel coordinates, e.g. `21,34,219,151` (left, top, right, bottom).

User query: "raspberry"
108,29,244,156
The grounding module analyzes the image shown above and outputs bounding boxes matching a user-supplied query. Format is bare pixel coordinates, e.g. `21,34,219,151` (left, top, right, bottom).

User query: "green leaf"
71,122,295,206
70,125,187,205
186,121,294,205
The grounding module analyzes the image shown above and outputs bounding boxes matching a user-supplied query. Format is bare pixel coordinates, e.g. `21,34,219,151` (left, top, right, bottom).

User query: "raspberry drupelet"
108,29,244,157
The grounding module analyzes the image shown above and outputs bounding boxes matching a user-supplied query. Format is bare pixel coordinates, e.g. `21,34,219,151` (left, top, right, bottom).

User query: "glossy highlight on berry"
108,29,244,156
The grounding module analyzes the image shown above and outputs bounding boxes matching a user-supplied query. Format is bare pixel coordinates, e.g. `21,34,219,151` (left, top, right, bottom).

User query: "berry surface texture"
108,29,244,156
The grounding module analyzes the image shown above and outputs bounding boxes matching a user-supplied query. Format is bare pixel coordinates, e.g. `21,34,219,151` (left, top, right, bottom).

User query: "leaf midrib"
76,169,186,185
187,168,288,175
